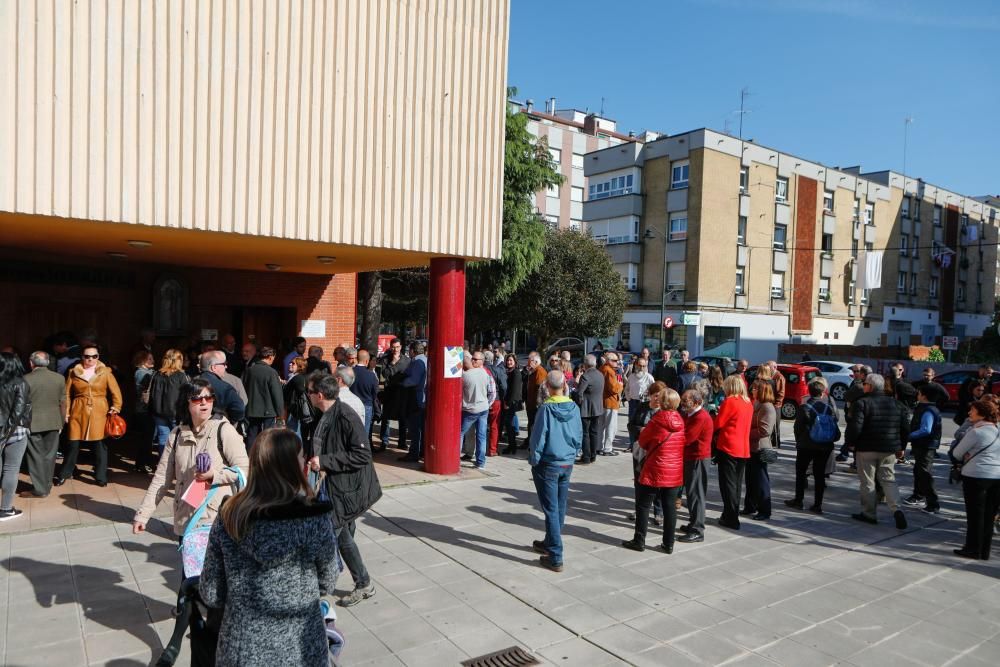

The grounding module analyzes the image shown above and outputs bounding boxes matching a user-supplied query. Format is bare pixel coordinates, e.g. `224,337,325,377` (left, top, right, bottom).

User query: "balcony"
773,250,789,273
666,189,687,212
582,193,643,222
739,195,751,217
737,245,749,267
823,213,836,236
735,294,748,309
771,296,789,312
818,300,832,316
864,225,876,244
604,242,642,264
852,223,861,240
820,255,833,278
775,203,791,226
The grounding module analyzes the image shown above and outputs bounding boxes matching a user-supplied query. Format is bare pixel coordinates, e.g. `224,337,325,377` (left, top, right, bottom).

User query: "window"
853,199,860,221
929,276,938,297
546,183,559,197
912,230,920,257
616,263,638,290
897,271,907,293
865,203,874,226
735,268,745,295
822,233,833,254
739,167,748,194
773,224,787,251
671,161,690,189
542,214,559,229
899,235,908,255
823,190,834,212
910,273,918,295
572,153,584,170
666,262,686,291
775,177,789,203
912,199,920,220
865,241,873,252
737,216,748,245
569,220,582,232
958,282,966,301
771,273,785,298
704,327,738,358
851,239,858,257
861,288,870,305
570,186,584,202
588,216,639,244
933,205,942,226
588,174,634,200
818,278,831,300
901,197,910,219
668,214,688,241
549,147,561,164
848,280,856,304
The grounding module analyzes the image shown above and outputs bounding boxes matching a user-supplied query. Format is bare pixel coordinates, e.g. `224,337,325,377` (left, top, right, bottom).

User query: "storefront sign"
300,319,326,338
682,312,701,326
942,336,959,351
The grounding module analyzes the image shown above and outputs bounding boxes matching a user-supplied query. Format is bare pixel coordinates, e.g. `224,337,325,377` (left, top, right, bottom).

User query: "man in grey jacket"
23,351,66,497
576,355,605,465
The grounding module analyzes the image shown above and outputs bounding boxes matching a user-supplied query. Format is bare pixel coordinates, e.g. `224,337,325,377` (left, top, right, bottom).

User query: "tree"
506,228,628,352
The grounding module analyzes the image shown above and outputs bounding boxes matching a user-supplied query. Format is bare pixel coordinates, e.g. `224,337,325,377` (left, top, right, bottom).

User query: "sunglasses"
82,354,99,360
189,395,215,404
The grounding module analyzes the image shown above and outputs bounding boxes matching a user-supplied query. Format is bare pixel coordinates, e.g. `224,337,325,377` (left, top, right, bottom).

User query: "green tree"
506,228,628,352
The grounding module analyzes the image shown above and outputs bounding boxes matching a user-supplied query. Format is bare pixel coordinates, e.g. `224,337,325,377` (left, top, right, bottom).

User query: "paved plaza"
2,415,1000,666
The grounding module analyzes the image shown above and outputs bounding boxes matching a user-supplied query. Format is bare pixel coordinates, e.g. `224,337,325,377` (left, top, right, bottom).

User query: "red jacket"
636,410,685,487
683,408,714,461
714,396,752,459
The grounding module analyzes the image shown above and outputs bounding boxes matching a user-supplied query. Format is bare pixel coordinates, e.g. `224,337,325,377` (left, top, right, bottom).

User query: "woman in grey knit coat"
201,429,339,667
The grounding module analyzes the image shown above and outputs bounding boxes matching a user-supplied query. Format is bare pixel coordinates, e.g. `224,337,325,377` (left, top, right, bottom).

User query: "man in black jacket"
243,347,285,448
307,372,382,607
845,373,909,529
198,351,246,424
576,355,605,464
837,364,871,462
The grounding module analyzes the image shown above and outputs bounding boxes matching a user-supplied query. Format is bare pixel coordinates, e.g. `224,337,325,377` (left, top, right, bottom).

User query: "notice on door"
300,320,326,338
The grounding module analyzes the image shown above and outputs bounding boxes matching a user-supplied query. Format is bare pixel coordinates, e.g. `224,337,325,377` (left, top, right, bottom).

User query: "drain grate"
461,645,540,667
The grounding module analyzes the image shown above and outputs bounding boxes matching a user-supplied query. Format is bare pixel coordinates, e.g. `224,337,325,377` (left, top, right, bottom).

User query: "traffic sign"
663,316,674,329
942,336,959,351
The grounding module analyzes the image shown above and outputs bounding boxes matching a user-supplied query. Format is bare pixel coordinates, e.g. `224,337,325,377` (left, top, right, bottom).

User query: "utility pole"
737,87,751,140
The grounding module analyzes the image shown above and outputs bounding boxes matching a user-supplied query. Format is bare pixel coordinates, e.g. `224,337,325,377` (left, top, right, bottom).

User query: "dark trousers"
962,476,1000,560
380,412,407,449
526,407,538,446
131,413,156,469
794,444,834,508
404,407,425,459
580,415,602,462
501,406,520,452
634,484,680,548
246,417,276,449
26,430,60,495
683,459,709,536
60,439,108,483
743,454,772,517
335,519,371,588
716,451,746,527
911,443,939,508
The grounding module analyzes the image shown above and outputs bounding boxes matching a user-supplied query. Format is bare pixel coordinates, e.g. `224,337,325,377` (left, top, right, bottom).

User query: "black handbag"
759,448,779,464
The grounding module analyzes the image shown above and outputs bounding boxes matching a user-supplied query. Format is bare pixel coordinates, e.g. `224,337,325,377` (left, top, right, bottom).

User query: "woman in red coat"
714,375,754,530
622,386,686,554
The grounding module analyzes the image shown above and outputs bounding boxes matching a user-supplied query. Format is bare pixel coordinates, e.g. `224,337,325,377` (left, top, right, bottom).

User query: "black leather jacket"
0,377,32,442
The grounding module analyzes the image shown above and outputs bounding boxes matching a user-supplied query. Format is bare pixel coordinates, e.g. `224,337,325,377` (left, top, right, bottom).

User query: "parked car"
693,355,737,376
746,363,823,419
931,370,1000,404
544,337,585,359
806,361,855,402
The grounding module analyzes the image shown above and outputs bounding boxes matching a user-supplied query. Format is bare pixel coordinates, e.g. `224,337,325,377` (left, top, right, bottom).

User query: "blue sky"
507,0,999,196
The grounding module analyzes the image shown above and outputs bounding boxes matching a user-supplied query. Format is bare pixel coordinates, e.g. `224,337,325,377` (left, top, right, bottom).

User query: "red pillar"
424,257,466,475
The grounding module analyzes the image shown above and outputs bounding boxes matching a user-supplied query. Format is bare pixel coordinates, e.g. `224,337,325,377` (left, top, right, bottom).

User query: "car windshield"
805,370,821,381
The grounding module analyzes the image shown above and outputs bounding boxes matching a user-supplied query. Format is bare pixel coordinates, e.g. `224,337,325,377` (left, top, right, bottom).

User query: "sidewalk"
3,420,1000,666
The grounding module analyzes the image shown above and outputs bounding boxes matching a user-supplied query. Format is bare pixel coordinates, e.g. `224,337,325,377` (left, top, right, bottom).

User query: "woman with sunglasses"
57,345,123,487
133,378,249,537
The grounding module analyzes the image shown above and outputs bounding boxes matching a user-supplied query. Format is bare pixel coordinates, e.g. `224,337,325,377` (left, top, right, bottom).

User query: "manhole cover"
461,645,540,667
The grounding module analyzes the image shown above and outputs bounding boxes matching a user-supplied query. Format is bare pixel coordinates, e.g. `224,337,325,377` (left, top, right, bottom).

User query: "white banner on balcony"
856,250,883,291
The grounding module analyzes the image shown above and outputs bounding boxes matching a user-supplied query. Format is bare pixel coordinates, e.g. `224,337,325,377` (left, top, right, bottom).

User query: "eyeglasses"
82,354,99,360
307,389,320,395
212,362,227,368
189,395,215,404
472,357,484,362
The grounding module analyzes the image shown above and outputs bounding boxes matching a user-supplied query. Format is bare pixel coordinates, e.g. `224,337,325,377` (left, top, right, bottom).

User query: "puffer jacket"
0,377,31,442
846,394,909,454
200,498,338,667
636,409,685,487
133,420,250,535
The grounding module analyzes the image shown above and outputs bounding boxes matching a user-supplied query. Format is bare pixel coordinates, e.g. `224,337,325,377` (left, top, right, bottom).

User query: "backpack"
807,400,840,443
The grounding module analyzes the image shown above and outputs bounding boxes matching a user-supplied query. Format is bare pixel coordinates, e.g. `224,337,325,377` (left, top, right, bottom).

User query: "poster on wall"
300,320,326,338
444,346,464,378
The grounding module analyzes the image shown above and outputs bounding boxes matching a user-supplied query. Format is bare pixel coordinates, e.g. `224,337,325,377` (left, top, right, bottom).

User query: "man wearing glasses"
198,351,246,424
460,352,496,469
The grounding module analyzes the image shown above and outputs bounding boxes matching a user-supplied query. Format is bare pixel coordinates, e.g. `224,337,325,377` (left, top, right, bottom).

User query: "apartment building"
509,98,653,231
583,129,1000,361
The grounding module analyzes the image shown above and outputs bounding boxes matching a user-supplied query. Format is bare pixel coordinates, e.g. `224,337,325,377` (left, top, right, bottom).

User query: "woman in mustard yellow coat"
57,345,123,487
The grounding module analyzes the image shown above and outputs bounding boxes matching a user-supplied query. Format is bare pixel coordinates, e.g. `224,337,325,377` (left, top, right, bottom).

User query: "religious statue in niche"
153,275,189,336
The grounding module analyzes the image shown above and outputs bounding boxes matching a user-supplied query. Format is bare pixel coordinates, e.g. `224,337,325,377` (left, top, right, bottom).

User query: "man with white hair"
576,354,605,464
198,351,246,423
529,370,582,572
333,366,367,427
23,351,66,497
460,351,495,468
524,352,548,446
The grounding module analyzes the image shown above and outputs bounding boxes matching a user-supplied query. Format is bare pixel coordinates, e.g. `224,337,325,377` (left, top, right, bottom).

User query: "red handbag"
105,413,127,439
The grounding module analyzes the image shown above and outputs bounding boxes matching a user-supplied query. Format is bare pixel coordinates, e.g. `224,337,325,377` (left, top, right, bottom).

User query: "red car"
745,364,823,420
929,370,1000,404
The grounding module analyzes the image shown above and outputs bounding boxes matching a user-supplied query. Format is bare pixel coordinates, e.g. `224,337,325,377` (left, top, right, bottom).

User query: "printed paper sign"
444,346,464,378
300,320,326,338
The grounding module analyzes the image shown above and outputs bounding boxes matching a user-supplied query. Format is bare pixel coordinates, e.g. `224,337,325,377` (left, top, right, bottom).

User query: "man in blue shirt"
399,342,428,462
348,348,380,440
903,384,946,513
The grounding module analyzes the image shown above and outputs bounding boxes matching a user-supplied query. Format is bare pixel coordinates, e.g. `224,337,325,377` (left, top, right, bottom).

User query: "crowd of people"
2,331,1000,664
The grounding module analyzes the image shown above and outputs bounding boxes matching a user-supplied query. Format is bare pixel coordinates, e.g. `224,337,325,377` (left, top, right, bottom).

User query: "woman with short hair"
951,399,1000,560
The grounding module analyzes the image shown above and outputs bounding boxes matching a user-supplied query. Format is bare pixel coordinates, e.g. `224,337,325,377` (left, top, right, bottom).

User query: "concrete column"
424,258,466,474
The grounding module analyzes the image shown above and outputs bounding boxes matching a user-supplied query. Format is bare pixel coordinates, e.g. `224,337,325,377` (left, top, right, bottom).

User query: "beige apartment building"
583,129,1000,360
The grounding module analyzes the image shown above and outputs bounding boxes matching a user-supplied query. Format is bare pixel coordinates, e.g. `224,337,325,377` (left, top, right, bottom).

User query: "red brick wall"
791,175,818,332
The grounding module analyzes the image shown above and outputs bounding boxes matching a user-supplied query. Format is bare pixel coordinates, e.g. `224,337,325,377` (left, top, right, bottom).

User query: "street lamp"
644,227,671,351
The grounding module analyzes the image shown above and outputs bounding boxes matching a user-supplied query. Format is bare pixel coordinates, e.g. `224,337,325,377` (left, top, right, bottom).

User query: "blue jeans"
460,409,489,468
152,416,176,455
532,463,572,565
405,407,425,459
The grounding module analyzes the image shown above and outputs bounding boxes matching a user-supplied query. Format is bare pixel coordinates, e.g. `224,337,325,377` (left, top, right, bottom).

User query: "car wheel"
781,402,797,420
830,383,848,402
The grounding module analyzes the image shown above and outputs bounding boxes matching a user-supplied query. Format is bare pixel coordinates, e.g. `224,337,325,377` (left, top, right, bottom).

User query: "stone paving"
2,415,1000,666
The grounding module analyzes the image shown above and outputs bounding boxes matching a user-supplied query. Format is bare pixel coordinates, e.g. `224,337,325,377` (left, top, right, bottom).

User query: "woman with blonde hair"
147,349,190,456
714,375,753,529
201,428,338,666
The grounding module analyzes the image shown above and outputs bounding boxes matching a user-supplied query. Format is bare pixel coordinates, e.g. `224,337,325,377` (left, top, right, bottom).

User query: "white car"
807,360,855,402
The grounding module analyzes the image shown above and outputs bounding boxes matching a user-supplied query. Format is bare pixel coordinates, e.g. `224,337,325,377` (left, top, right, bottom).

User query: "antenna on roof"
735,86,752,140
600,97,606,117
